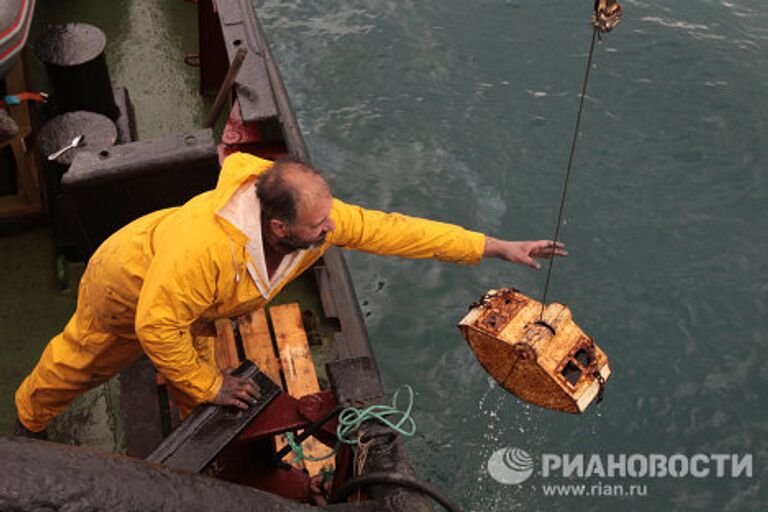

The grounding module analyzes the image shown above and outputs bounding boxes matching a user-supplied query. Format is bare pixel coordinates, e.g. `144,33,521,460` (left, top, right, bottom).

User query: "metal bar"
204,48,247,128
146,361,281,472
274,404,342,463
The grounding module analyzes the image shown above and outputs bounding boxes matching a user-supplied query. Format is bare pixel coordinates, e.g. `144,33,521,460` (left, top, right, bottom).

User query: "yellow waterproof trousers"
15,265,217,432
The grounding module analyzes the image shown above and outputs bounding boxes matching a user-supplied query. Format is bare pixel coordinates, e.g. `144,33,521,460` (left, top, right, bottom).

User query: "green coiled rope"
337,384,416,445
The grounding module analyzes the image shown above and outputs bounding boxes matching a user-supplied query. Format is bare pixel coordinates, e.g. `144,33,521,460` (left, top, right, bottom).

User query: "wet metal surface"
0,437,325,512
35,23,107,67
119,356,164,458
62,128,218,255
47,376,125,452
147,361,281,473
35,23,120,119
216,0,279,122
38,111,117,166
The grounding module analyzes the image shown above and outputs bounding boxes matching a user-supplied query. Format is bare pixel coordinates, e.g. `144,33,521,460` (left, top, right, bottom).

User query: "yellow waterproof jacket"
102,153,485,406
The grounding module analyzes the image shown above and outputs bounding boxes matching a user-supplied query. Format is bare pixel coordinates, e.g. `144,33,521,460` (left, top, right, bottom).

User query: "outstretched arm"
329,199,567,269
483,238,567,270
328,199,486,264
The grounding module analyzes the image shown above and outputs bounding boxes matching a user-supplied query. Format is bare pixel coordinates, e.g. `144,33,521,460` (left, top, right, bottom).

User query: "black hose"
329,472,463,512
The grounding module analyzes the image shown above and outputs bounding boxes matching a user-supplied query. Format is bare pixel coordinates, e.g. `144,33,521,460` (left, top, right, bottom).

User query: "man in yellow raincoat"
14,153,566,437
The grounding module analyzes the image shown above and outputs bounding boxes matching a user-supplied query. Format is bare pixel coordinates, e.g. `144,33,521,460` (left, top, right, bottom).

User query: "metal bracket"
146,361,281,472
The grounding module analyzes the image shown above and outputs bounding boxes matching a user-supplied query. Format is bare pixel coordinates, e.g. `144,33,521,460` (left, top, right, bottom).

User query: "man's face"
274,193,335,251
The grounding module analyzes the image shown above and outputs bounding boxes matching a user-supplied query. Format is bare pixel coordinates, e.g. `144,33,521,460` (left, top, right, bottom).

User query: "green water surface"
255,0,766,509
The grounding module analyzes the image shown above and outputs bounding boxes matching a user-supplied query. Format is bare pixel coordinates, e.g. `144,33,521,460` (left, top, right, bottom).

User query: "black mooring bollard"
38,111,117,190
35,23,119,120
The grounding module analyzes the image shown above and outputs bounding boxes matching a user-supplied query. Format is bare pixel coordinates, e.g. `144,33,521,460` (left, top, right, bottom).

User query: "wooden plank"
237,309,282,385
270,303,334,476
1,59,41,215
12,137,40,204
0,137,42,220
4,59,31,137
0,194,41,219
271,303,321,398
236,309,299,469
215,319,239,370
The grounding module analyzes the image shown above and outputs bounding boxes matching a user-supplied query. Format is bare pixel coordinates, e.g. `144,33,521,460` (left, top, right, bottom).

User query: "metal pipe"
204,48,247,128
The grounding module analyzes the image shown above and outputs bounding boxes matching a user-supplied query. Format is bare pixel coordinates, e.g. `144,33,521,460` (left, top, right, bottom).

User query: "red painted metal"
235,464,334,505
298,389,340,431
331,443,354,496
217,100,287,162
235,393,307,442
235,389,338,448
205,437,317,502
221,99,262,145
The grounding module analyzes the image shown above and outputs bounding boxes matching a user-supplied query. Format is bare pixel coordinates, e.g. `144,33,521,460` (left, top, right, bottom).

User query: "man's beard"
276,231,327,251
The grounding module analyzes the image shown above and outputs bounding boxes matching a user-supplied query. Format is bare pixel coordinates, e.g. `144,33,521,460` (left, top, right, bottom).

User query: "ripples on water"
257,1,766,509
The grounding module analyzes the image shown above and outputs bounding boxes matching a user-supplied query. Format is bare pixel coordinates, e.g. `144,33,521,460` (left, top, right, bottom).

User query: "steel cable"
540,27,600,318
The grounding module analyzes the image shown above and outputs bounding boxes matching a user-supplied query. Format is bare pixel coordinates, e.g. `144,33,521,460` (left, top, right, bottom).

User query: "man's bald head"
256,159,331,225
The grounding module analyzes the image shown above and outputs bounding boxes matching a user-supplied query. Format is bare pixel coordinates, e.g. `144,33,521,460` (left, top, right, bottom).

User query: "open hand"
484,238,567,270
211,373,260,410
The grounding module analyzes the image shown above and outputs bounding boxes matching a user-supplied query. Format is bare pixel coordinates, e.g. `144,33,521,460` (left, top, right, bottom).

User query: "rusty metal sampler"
459,288,611,414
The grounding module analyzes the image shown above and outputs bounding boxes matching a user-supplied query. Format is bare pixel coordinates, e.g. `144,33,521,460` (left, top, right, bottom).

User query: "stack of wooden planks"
215,303,333,477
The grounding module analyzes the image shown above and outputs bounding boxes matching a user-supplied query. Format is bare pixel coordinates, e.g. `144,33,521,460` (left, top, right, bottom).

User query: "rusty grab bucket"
458,288,611,414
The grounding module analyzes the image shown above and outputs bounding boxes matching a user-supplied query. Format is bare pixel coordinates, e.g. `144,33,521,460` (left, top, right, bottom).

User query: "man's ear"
270,218,290,238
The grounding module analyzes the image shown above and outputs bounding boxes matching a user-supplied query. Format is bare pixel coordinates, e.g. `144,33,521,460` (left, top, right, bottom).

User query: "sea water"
257,1,767,509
